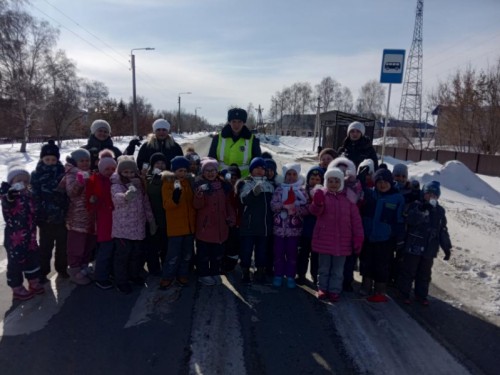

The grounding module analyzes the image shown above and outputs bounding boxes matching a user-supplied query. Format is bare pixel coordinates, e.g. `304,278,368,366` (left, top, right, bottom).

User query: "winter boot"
359,277,373,296
12,286,34,301
241,268,251,284
254,268,266,283
68,267,91,286
28,278,45,295
367,282,389,303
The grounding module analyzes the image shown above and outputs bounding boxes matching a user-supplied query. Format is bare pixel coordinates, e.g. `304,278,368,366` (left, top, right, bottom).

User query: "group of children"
1,138,452,306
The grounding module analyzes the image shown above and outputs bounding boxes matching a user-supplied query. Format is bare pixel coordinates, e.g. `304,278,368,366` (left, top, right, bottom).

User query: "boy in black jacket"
397,181,452,305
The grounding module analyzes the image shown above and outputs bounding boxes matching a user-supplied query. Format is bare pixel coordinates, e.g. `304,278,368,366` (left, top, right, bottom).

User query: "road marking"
0,275,76,336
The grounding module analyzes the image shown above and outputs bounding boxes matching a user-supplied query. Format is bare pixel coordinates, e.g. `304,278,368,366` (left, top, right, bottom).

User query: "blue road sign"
380,49,405,84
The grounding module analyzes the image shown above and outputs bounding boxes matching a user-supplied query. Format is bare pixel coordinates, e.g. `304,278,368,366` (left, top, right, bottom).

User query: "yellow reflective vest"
216,133,254,177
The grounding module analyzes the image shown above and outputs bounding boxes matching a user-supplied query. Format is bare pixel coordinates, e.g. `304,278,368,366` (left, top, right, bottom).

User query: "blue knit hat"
422,181,441,198
306,166,325,184
249,157,266,173
392,163,408,178
374,168,393,184
170,156,190,172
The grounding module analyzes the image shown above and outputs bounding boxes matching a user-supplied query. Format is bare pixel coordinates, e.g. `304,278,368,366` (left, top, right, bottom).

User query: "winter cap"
264,158,277,174
373,168,393,184
40,139,60,160
228,108,247,123
170,156,190,172
149,152,167,167
227,165,241,179
282,163,301,177
324,167,344,191
200,157,219,173
185,151,201,165
152,118,171,132
70,148,91,163
328,156,356,176
7,164,30,185
422,181,441,198
392,163,408,178
249,157,266,173
306,166,325,184
358,159,375,175
90,119,111,135
318,148,338,161
347,121,365,136
99,149,115,159
98,155,117,174
116,155,138,174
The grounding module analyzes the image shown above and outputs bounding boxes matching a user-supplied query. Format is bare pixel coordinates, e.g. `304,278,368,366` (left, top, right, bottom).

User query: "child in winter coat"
309,168,364,302
220,165,243,273
111,156,156,294
30,140,68,282
193,158,235,286
398,181,452,306
236,157,275,284
318,148,338,172
1,166,45,300
145,152,169,276
270,163,308,288
159,156,196,289
185,147,201,176
64,148,96,285
86,150,117,290
263,153,280,277
359,168,405,302
296,166,324,285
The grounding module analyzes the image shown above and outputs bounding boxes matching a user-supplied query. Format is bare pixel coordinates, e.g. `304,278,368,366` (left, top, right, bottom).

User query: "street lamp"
131,47,155,136
178,91,192,133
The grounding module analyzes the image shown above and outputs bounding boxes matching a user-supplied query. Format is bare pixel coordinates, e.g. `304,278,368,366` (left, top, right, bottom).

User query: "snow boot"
68,267,91,286
12,286,34,301
367,282,389,303
28,278,45,295
273,276,283,287
286,277,296,289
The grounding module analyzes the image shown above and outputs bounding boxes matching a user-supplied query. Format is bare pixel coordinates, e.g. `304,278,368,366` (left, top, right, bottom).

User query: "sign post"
380,49,405,162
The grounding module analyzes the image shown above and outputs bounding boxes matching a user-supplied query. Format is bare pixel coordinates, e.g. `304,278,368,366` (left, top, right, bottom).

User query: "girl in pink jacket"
111,156,155,294
309,168,364,303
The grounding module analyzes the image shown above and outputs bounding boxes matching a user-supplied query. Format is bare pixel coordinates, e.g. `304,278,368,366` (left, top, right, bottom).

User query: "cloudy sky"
30,0,500,125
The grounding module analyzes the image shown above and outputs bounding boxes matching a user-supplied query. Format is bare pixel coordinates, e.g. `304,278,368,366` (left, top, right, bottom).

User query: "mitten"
313,189,325,205
172,187,182,204
7,187,20,201
253,183,263,196
149,220,158,236
124,186,137,201
76,171,89,185
443,249,451,261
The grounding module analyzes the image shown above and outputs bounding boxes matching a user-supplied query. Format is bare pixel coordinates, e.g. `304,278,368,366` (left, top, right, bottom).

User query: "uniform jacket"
110,173,153,240
237,176,274,237
270,181,309,238
193,177,235,244
30,161,68,225
63,164,95,234
309,188,364,256
86,173,113,242
162,173,196,237
1,183,39,259
404,200,452,259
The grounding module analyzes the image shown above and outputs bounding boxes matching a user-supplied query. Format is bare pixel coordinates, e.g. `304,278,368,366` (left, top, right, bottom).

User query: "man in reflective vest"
208,108,262,177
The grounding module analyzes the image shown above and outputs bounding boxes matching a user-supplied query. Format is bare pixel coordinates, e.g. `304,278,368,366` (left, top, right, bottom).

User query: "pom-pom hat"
200,157,219,173
40,139,60,159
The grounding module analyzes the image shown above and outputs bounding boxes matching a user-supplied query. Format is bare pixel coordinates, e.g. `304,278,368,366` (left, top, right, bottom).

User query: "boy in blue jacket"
397,181,452,306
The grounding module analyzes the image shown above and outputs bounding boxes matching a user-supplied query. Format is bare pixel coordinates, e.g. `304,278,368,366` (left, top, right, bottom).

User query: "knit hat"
358,159,375,175
7,164,30,185
90,119,111,135
228,108,247,123
324,167,344,191
152,119,171,132
116,155,138,174
98,155,117,174
249,157,266,173
185,151,201,165
170,156,190,171
318,148,338,161
149,152,167,168
70,148,91,163
227,165,241,179
422,181,441,198
392,163,408,178
306,166,325,184
40,139,60,160
264,158,277,174
200,157,219,173
282,163,301,177
347,121,365,136
373,168,393,184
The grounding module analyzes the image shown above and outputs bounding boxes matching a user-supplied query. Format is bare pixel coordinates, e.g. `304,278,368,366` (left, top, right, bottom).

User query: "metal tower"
256,104,264,130
398,0,424,123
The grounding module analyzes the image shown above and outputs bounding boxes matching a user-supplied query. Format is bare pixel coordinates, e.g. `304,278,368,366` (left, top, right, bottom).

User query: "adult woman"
82,119,122,171
337,121,378,170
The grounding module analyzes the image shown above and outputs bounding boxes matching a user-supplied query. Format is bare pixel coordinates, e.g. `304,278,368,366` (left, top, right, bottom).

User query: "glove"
149,220,158,236
76,171,89,185
124,186,137,201
443,250,451,261
253,183,263,196
313,189,325,205
7,187,20,201
172,187,182,204
357,166,369,185
125,139,141,155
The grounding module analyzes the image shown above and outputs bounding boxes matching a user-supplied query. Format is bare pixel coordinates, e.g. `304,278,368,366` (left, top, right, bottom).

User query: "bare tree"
356,79,385,118
338,87,354,113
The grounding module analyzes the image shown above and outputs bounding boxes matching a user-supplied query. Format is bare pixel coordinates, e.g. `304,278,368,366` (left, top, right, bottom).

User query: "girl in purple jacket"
270,163,308,289
309,168,364,303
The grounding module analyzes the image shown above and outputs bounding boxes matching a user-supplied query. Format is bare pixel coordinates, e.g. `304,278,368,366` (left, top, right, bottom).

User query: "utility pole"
256,104,264,132
312,96,321,152
131,47,155,136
